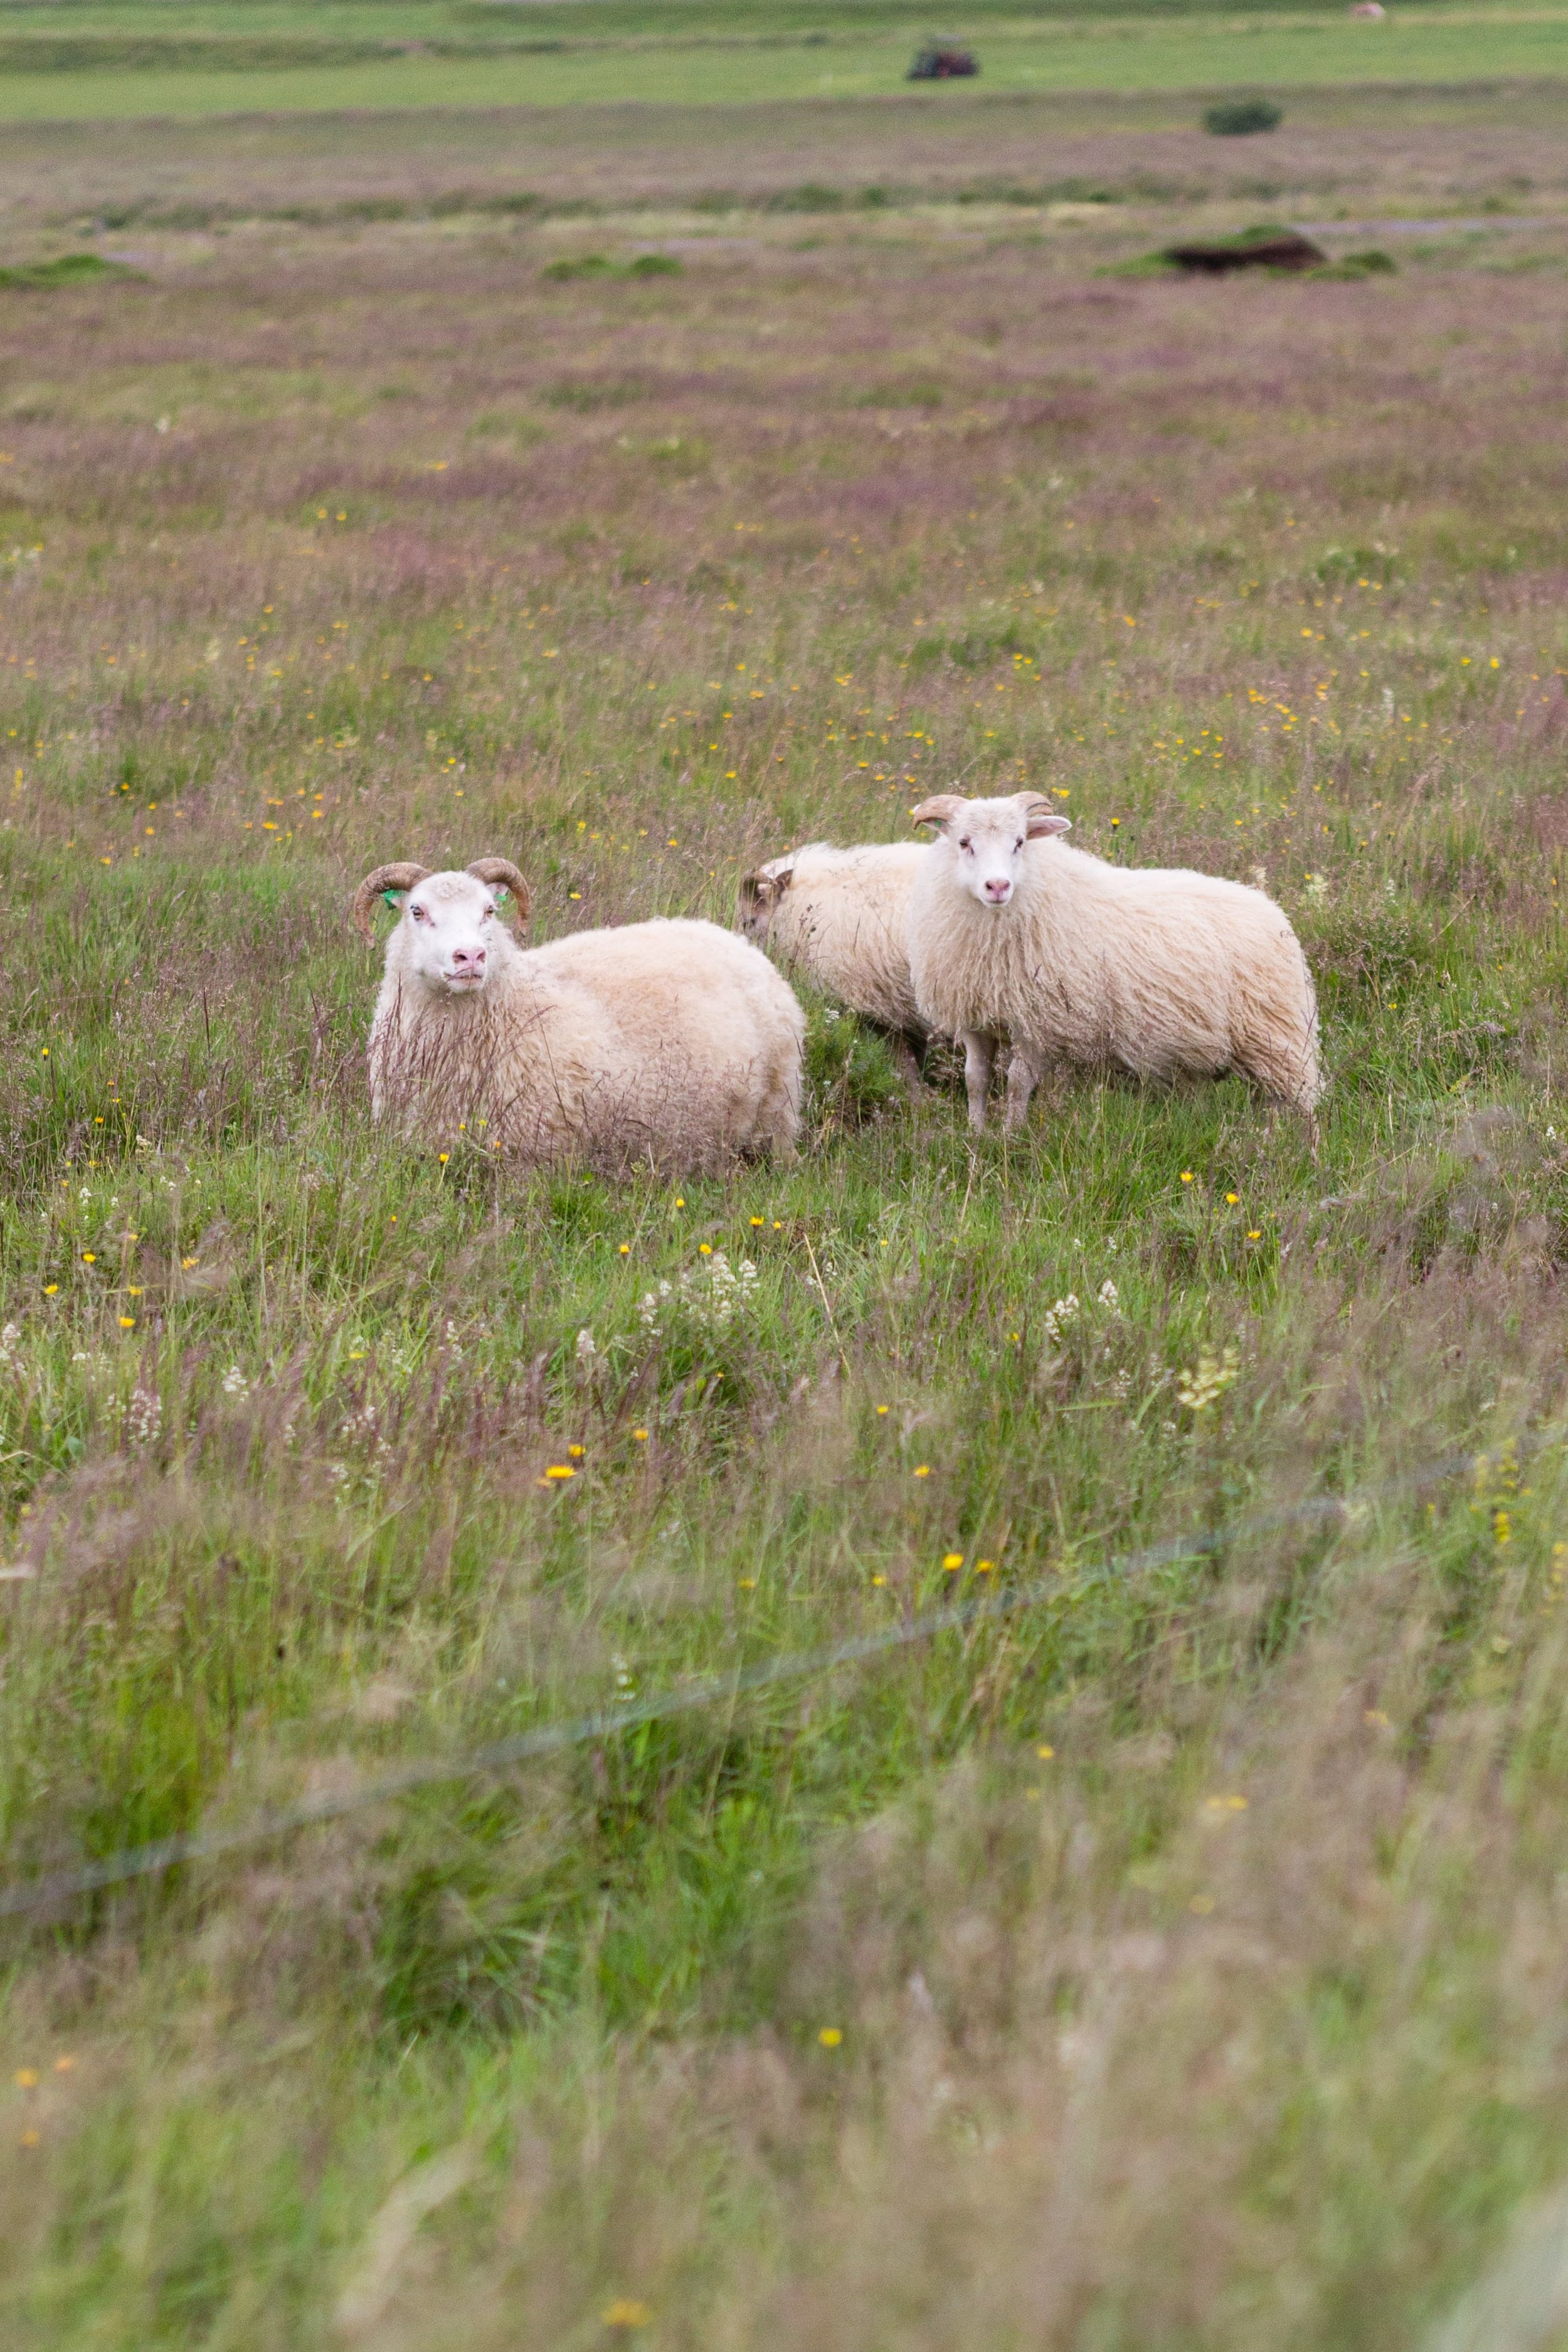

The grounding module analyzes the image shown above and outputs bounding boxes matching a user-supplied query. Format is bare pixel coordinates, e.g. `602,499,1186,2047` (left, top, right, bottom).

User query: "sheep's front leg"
962,1030,996,1133
1004,1044,1043,1134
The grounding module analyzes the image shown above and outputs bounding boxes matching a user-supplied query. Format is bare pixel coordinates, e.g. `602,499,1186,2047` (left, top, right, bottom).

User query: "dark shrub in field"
1165,228,1325,275
1204,98,1285,135
908,44,978,80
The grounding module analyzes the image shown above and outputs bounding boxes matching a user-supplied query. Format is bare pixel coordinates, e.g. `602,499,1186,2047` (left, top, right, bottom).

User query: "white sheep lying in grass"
906,792,1321,1133
352,857,804,1170
739,840,931,1088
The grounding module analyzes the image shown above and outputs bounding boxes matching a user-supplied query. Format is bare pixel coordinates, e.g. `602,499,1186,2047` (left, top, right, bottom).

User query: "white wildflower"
575,1327,598,1365
221,1365,251,1400
641,1256,759,1341
341,1402,379,1446
1042,1293,1080,1345
612,1651,637,1700
1177,1344,1241,1413
639,1279,674,1334
1097,1279,1120,1311
125,1383,162,1446
0,1322,19,1369
1303,872,1330,907
689,1251,759,1332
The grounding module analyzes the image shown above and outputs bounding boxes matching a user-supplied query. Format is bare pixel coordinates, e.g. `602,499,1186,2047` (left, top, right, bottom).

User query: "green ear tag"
383,890,401,908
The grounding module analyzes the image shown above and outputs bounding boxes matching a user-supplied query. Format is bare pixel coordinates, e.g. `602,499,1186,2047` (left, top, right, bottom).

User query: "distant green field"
0,0,1401,38
4,10,1568,115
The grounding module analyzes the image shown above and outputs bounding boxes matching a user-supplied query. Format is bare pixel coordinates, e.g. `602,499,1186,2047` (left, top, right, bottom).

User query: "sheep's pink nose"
983,877,1012,903
450,946,485,970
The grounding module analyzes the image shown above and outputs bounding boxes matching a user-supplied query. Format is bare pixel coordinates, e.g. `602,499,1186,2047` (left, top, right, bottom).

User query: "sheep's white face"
929,794,1071,909
400,872,501,993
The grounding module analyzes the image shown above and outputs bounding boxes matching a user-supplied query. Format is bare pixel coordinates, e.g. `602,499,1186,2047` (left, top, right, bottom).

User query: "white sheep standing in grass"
905,792,1322,1133
738,840,931,1088
352,857,805,1170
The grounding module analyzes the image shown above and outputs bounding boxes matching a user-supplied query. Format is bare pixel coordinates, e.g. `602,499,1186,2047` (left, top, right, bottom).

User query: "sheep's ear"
911,794,967,831
740,867,790,913
1019,793,1073,840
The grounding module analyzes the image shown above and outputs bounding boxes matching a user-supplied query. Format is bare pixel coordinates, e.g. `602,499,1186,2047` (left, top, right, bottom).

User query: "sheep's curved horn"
467,857,531,923
351,862,430,943
1017,792,1073,840
911,794,967,830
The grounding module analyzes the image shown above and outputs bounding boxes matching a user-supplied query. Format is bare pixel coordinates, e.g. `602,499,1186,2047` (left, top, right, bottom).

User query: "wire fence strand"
0,1433,1547,1920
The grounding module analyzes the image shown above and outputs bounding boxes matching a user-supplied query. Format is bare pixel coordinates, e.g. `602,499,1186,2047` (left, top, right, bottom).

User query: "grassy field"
7,0,1568,117
4,17,1568,117
7,84,1568,2350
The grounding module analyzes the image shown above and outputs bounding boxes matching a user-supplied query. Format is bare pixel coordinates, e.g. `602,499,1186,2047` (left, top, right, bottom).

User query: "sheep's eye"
958,837,972,852
1015,839,1024,851
481,905,494,922
410,905,427,923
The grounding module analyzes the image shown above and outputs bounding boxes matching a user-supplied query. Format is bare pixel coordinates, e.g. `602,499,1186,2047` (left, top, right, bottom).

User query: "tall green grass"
4,109,1568,2344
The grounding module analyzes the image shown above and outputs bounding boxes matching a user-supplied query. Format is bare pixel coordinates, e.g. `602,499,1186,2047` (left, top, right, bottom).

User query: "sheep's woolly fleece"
906,792,1321,1128
739,839,930,1083
356,862,805,1172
